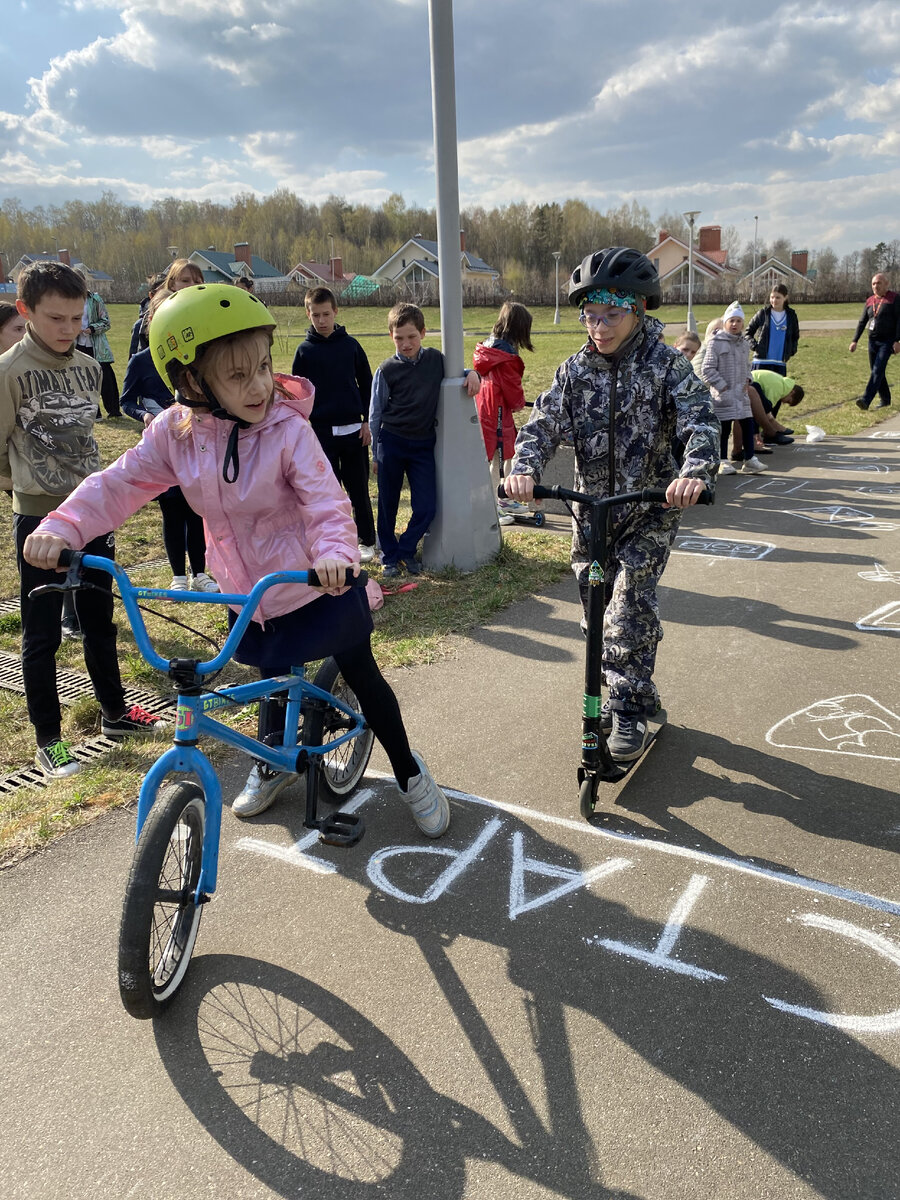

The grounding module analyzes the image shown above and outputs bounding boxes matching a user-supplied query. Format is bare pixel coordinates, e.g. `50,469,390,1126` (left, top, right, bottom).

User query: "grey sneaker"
607,712,651,762
35,739,81,778
600,698,612,734
232,762,297,817
399,751,450,837
741,455,767,474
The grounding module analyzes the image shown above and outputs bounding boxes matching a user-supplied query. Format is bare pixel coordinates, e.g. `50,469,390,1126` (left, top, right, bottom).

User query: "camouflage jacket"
512,317,718,494
511,317,720,565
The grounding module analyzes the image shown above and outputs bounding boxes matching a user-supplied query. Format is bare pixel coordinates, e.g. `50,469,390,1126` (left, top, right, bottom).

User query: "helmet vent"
219,299,231,308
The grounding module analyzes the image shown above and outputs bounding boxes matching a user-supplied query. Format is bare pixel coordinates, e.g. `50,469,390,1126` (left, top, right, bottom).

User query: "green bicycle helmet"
568,247,661,310
149,282,276,386
149,283,278,483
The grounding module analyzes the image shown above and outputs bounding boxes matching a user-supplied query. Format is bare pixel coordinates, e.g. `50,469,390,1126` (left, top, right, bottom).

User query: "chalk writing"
589,874,727,982
673,536,775,560
763,914,900,1033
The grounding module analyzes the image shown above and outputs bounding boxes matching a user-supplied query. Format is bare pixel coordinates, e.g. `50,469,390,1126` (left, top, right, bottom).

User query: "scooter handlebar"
498,482,713,506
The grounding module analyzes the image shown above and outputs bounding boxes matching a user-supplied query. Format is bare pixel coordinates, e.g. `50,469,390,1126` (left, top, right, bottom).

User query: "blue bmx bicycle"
39,552,375,1019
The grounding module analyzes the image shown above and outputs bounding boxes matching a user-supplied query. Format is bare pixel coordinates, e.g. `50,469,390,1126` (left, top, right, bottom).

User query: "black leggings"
157,489,207,576
720,417,755,461
257,640,418,789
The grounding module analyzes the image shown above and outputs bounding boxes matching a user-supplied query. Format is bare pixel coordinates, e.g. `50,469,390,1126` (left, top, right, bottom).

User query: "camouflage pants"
573,505,680,712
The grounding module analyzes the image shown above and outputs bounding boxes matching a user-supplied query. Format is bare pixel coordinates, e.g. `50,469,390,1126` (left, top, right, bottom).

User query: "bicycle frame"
52,553,368,898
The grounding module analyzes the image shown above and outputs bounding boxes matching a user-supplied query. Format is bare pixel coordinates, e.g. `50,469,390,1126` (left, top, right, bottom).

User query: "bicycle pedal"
317,811,365,848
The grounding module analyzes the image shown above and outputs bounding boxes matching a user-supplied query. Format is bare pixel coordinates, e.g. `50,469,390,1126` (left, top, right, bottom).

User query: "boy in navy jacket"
292,288,376,560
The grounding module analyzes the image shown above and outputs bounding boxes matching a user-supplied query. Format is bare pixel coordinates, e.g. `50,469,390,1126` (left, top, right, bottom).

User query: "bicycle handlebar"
498,482,714,507
51,550,369,676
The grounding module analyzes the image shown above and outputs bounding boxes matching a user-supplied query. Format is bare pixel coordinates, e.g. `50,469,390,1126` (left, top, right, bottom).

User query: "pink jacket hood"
38,374,358,623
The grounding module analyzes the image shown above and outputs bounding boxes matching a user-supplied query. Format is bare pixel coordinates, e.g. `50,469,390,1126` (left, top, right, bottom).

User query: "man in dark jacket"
292,287,376,559
849,272,900,410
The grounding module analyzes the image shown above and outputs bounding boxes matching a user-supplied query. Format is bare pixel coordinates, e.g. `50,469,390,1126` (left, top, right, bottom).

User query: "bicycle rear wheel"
306,657,374,799
118,781,206,1019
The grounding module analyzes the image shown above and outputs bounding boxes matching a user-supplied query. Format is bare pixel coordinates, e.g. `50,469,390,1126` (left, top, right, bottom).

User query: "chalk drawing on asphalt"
858,562,900,585
856,601,900,634
672,535,775,560
766,695,900,761
782,504,898,532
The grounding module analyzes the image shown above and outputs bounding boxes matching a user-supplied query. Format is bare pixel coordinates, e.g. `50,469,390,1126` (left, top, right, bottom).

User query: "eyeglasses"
579,308,630,330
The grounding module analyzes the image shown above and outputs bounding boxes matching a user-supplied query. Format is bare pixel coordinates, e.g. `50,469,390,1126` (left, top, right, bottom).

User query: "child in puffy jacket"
472,302,534,524
24,284,451,838
700,302,765,475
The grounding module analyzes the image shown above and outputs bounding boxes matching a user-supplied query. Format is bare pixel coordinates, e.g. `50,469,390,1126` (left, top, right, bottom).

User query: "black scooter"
502,480,712,821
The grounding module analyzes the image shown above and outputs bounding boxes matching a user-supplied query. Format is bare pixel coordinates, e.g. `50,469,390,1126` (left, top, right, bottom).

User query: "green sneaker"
35,739,81,778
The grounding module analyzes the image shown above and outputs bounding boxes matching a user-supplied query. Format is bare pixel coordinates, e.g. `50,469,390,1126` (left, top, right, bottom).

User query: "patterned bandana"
582,288,642,315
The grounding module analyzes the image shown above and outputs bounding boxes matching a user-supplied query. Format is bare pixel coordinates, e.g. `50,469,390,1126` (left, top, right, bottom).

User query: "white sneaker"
497,508,515,526
358,544,376,564
191,572,220,592
399,751,450,837
718,460,738,476
232,762,297,817
169,575,188,590
741,456,767,474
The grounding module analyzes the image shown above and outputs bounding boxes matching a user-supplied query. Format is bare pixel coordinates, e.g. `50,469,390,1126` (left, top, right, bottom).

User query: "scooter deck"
580,710,667,820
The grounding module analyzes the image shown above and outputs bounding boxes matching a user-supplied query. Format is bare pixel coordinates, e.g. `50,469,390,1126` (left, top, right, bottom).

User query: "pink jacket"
37,374,358,623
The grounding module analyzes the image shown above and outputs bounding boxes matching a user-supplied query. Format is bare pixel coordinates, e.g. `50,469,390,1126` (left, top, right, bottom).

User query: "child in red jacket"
472,302,534,524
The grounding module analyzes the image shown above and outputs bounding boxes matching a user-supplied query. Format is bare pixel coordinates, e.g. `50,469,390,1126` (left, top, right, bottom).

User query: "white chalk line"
237,771,900,919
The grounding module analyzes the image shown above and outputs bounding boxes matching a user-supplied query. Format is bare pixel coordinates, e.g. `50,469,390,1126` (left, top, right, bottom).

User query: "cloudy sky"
2,0,900,255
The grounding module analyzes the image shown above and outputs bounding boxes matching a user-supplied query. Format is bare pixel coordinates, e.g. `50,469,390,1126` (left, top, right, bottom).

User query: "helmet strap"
196,375,250,484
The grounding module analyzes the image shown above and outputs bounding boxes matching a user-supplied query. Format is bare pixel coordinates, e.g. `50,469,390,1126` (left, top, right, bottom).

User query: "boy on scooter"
504,248,719,762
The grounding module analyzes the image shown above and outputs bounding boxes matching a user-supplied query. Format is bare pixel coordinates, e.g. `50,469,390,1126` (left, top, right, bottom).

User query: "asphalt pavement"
2,415,899,1200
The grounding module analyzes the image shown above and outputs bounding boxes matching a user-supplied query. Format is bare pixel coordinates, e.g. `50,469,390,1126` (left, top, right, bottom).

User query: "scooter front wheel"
579,775,601,821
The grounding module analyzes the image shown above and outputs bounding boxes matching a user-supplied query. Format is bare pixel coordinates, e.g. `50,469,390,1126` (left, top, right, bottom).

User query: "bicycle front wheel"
118,781,206,1019
307,657,375,799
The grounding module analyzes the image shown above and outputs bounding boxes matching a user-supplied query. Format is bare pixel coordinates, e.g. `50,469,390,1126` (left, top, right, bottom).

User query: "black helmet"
568,247,661,310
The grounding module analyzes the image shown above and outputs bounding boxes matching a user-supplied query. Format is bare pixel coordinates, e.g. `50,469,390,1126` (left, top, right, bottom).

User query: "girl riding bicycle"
23,284,450,836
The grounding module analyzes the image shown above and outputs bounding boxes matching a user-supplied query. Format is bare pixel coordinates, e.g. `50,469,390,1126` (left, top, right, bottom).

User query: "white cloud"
1,0,899,255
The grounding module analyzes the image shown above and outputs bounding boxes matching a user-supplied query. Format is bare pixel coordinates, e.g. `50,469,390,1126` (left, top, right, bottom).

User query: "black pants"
14,515,125,745
721,417,755,461
312,424,376,547
78,345,121,416
863,339,893,406
157,488,206,576
258,639,416,787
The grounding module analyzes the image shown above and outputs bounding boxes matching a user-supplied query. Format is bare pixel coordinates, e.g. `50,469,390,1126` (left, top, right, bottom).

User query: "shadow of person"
607,723,900,858
660,583,859,650
355,807,900,1200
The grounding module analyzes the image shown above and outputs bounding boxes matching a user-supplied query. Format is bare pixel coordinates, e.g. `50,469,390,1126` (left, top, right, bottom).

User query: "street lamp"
683,211,700,334
552,251,562,324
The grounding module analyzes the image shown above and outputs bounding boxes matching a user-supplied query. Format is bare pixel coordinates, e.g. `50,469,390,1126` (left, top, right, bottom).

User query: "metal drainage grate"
0,650,177,714
0,733,137,794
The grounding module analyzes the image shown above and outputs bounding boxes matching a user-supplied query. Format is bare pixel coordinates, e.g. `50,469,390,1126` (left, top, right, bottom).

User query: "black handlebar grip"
58,549,74,567
305,567,369,589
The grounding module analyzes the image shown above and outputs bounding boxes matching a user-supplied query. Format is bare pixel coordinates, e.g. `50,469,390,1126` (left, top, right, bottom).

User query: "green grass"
0,302,892,863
